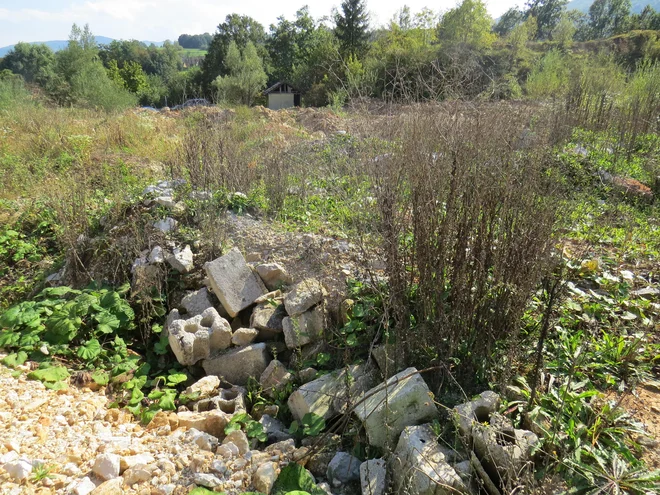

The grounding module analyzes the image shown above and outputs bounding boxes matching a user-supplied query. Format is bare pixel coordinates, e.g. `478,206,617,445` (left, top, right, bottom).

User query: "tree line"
1,0,659,110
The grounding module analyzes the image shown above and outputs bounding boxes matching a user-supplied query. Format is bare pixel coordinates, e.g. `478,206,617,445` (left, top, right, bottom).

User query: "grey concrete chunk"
327,452,361,488
250,302,286,335
167,307,232,365
288,364,376,422
282,305,325,349
360,458,387,495
284,278,325,316
354,368,438,449
453,390,501,439
260,359,293,397
231,327,259,346
167,245,194,273
181,288,214,318
392,424,467,495
256,262,293,290
204,247,267,318
202,342,271,385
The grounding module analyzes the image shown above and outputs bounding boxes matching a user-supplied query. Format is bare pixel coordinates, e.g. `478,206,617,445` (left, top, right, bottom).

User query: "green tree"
334,0,370,57
494,8,525,36
0,43,55,84
213,41,267,105
267,7,318,83
120,61,148,93
201,14,267,93
588,0,631,39
437,0,495,49
525,0,568,39
509,16,538,55
552,13,576,48
51,24,136,111
630,5,660,30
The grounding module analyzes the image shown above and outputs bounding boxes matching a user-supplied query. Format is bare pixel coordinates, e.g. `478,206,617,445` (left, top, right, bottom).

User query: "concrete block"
282,305,324,349
204,247,267,318
167,307,232,365
202,342,271,386
284,278,325,316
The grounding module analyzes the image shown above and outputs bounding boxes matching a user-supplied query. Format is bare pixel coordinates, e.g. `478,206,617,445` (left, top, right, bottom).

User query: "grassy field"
0,88,659,492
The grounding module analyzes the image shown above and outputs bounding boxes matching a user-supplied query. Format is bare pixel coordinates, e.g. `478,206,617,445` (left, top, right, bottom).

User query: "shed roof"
264,81,301,95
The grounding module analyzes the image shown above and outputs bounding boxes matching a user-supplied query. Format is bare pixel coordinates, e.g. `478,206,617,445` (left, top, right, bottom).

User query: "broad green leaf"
77,339,101,361
44,312,80,344
0,331,21,348
245,421,267,442
128,387,144,406
28,366,69,383
301,413,325,437
166,372,188,386
158,390,177,411
44,381,68,391
91,370,109,386
95,312,120,334
271,464,327,495
1,351,28,368
39,287,80,298
0,306,22,329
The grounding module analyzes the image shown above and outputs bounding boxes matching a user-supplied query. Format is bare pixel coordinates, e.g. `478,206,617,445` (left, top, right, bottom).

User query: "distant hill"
0,37,165,58
567,0,660,14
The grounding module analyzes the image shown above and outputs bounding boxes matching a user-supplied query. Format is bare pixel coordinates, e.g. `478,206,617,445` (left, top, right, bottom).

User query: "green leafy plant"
271,463,327,495
31,463,54,482
225,412,267,442
289,413,326,438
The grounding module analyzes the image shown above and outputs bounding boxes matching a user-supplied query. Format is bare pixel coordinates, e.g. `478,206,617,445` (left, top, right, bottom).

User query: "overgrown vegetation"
1,1,660,492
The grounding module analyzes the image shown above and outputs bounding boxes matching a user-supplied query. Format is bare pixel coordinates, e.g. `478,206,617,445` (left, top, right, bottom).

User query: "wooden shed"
264,82,301,110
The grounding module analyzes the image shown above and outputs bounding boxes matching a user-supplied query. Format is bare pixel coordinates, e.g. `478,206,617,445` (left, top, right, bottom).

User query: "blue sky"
0,0,522,47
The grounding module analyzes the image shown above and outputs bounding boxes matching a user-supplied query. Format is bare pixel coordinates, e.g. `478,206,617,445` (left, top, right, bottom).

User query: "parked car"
172,98,211,111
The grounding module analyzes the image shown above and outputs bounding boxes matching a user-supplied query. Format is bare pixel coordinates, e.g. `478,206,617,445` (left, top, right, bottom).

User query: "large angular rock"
202,342,271,385
176,410,230,438
180,288,214,318
327,452,361,488
231,327,259,346
288,364,376,422
93,453,121,481
167,245,194,273
167,307,232,365
282,305,325,349
471,412,539,484
452,390,501,438
260,359,293,397
191,385,246,415
391,424,467,495
284,278,325,316
184,376,220,399
250,302,286,337
204,247,267,318
360,458,387,495
256,263,292,291
354,368,438,449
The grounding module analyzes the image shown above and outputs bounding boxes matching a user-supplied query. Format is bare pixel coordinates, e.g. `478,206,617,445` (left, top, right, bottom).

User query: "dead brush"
362,102,561,385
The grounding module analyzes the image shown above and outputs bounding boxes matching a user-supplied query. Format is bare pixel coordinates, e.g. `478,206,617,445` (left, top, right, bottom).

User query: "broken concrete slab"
181,288,214,318
231,328,258,347
453,390,501,439
327,452,361,488
184,376,220,399
354,367,438,449
167,245,194,273
204,247,267,318
391,424,467,495
176,410,230,438
250,302,286,337
260,360,293,398
256,262,292,291
284,278,326,316
167,307,232,365
287,364,376,422
471,412,539,484
202,342,271,386
360,458,387,495
192,385,246,415
282,305,325,349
